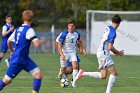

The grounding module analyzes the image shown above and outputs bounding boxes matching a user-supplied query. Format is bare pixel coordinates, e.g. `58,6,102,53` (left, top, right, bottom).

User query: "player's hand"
60,53,65,61
10,26,14,31
82,49,87,56
117,50,124,56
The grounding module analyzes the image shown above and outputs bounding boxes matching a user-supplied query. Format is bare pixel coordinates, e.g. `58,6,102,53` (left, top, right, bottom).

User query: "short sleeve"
56,33,62,42
26,28,36,40
8,30,16,42
76,31,80,40
108,30,116,44
2,25,7,36
58,31,68,43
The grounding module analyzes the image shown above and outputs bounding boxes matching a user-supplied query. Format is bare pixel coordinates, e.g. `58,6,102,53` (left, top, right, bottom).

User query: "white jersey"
57,30,80,53
97,25,116,57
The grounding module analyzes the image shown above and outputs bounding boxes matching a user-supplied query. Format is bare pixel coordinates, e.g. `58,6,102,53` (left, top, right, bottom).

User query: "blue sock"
0,80,6,91
0,57,2,63
33,78,42,92
65,70,69,77
8,58,10,63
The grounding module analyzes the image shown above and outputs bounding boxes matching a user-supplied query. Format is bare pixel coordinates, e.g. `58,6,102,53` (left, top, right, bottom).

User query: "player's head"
22,10,34,22
5,15,12,24
67,18,76,33
112,14,121,28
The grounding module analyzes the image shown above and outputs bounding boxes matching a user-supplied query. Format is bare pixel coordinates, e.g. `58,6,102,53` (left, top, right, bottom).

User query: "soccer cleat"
5,59,9,67
75,69,84,81
71,81,76,88
32,90,38,93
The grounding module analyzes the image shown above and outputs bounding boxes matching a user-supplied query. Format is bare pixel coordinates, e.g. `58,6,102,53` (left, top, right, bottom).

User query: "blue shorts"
1,39,8,53
67,55,80,67
1,39,16,53
6,57,38,79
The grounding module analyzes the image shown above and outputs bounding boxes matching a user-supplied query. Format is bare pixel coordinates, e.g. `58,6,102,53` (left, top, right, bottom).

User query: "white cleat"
5,59,9,67
71,80,76,88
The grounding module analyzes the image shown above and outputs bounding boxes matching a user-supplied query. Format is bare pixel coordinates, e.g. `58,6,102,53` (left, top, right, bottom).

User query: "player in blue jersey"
0,10,43,93
57,19,87,87
75,14,124,93
0,15,14,65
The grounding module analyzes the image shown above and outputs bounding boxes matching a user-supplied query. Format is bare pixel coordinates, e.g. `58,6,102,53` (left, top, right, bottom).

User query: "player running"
74,14,124,93
0,10,43,93
57,19,86,87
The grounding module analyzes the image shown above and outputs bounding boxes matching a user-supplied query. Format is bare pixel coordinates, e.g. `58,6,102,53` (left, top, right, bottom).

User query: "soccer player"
0,10,43,93
57,18,86,87
0,15,14,65
75,14,124,93
56,32,86,79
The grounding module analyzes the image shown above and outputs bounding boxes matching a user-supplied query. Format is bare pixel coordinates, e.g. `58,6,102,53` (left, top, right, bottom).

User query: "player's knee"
101,74,107,79
34,72,43,79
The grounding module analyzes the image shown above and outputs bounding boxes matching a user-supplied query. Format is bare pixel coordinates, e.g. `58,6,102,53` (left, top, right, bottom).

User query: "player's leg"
0,53,5,62
69,53,79,87
24,58,43,93
58,53,69,79
0,59,23,91
106,65,117,93
0,41,8,62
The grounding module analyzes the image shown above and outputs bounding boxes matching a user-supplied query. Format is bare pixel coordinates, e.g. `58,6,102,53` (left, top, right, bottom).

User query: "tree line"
0,0,140,29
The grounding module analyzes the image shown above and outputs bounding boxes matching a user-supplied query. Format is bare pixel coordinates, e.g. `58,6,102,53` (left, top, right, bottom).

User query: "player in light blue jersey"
75,14,124,93
57,19,87,87
56,32,86,79
0,15,14,65
0,10,43,93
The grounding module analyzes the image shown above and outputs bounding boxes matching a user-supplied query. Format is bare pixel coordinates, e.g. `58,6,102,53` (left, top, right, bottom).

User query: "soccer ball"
60,78,69,87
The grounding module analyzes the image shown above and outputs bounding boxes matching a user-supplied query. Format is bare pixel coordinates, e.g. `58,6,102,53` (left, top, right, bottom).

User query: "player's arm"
7,30,16,55
108,43,124,56
2,25,14,37
77,39,87,56
57,42,65,61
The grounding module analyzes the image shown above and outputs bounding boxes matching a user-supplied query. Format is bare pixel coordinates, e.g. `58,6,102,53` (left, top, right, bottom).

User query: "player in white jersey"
57,19,86,87
75,14,124,93
56,32,87,79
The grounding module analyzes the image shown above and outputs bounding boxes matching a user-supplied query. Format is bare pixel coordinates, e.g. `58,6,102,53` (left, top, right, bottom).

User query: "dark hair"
5,15,11,19
112,14,121,23
67,18,76,25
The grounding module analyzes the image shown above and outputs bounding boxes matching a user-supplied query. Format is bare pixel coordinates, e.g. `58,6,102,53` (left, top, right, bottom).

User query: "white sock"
72,69,78,82
106,75,116,93
83,72,101,78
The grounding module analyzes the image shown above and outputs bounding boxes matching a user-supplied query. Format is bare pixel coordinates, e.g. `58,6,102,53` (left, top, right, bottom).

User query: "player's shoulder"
60,30,69,36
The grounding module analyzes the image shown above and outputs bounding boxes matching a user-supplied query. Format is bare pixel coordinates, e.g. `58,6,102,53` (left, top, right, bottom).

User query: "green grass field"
0,53,140,93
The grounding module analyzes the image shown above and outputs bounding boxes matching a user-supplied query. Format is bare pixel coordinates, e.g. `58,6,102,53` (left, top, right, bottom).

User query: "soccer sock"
33,78,42,92
8,58,10,62
0,57,2,63
65,70,69,77
83,72,101,78
0,80,6,91
106,74,116,93
72,69,78,82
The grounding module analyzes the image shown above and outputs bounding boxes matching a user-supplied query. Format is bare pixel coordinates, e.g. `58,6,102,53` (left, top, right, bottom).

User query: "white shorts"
60,52,77,67
97,56,114,70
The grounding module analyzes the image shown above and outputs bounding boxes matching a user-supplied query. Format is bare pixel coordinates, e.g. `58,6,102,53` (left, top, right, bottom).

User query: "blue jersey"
6,24,40,79
97,25,116,56
58,30,80,53
1,24,14,53
11,25,32,64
